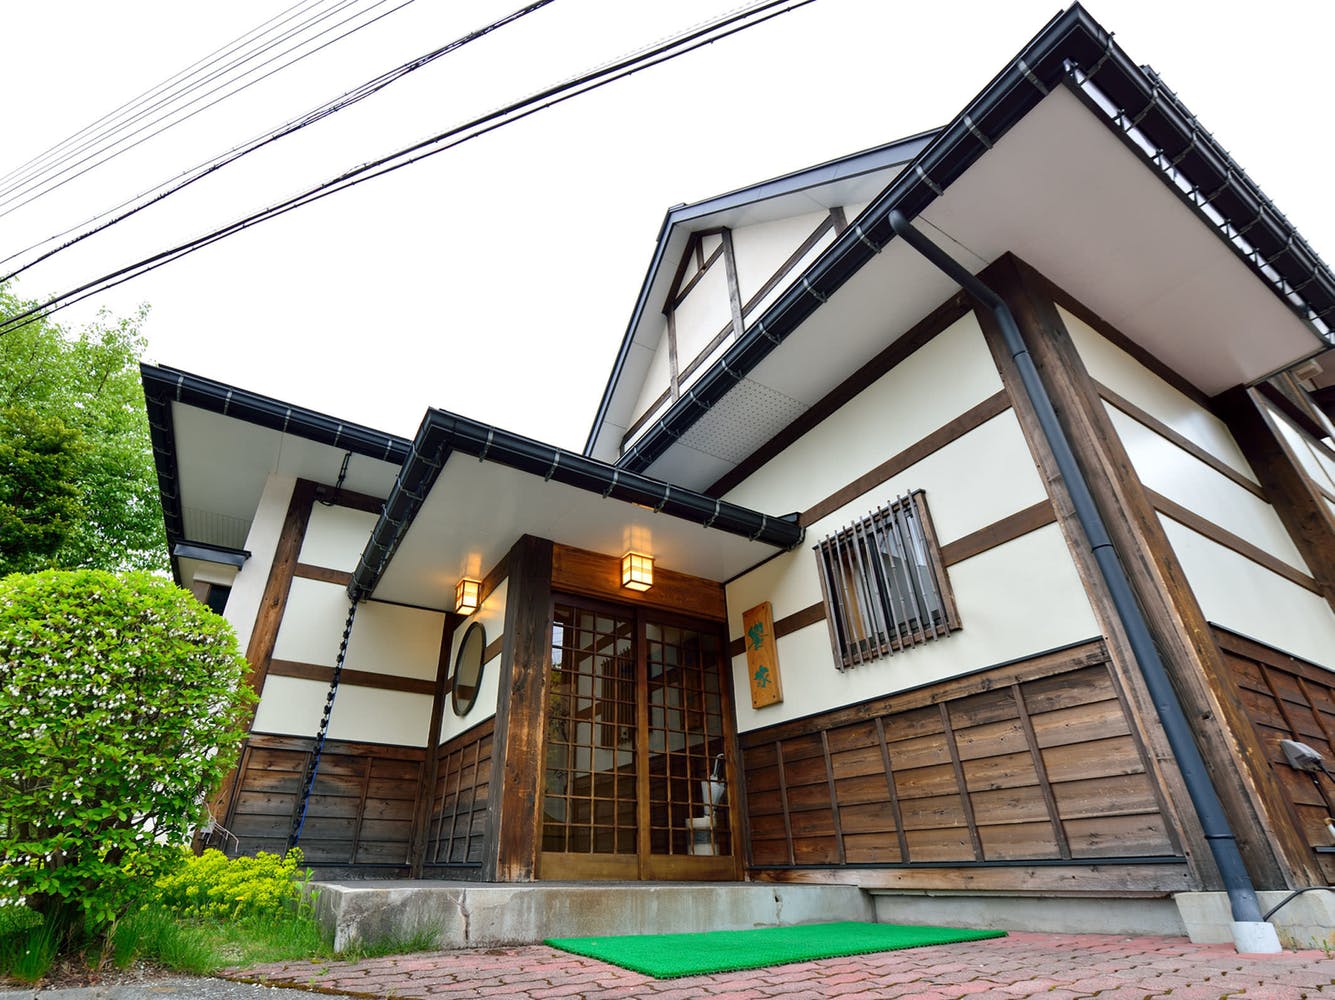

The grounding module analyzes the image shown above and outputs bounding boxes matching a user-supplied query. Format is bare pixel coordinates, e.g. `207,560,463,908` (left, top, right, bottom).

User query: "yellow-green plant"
152,849,312,920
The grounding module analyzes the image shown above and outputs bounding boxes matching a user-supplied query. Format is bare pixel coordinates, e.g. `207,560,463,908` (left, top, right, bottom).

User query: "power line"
0,0,410,217
0,0,820,337
0,0,328,190
0,0,558,283
0,0,368,203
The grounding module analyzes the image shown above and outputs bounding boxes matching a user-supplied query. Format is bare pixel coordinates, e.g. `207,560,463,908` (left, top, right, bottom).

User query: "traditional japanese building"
144,4,1335,950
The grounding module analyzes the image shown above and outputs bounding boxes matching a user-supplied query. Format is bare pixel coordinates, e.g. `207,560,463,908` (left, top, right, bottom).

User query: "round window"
452,622,487,716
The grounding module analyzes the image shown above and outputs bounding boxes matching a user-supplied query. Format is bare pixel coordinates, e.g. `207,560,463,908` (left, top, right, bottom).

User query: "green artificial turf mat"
545,921,1006,978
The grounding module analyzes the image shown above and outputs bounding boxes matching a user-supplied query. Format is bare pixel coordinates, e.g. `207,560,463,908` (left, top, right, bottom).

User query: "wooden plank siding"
421,719,495,875
1215,628,1335,882
739,640,1187,891
224,733,424,870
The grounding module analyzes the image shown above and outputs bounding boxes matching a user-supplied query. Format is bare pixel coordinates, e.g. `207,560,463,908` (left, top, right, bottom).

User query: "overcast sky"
3,0,1333,449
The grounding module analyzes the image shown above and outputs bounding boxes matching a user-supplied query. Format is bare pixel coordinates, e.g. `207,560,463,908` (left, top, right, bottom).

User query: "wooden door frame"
538,592,743,881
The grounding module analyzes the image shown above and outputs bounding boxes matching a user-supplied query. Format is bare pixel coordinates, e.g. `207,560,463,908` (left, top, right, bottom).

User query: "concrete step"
314,880,874,951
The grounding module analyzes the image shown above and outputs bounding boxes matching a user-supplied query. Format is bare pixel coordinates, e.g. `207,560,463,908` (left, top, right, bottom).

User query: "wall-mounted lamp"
455,577,481,615
621,551,653,592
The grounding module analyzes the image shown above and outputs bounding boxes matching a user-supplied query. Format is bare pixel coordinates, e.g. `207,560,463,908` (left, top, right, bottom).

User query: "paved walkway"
234,932,1335,999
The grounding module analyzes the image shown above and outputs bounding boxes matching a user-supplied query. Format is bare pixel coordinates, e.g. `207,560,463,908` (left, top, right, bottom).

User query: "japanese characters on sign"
743,601,782,709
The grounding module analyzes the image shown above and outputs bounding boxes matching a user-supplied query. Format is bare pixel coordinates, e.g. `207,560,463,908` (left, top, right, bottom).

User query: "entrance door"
540,597,738,880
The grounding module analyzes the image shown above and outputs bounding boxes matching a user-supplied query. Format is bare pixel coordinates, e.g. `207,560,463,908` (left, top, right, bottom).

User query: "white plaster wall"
725,413,1050,628
299,504,378,572
1161,517,1335,671
1063,308,1333,667
225,473,295,655
251,675,432,747
674,259,731,366
628,321,672,436
723,313,1004,515
732,525,1099,732
1106,406,1311,573
742,228,837,325
843,200,871,224
732,210,831,309
719,310,1102,731
440,578,508,743
1271,405,1335,493
273,577,443,679
1062,307,1258,483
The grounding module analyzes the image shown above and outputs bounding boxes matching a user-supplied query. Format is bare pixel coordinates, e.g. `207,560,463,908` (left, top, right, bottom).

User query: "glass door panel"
644,621,733,878
542,604,637,876
541,598,736,880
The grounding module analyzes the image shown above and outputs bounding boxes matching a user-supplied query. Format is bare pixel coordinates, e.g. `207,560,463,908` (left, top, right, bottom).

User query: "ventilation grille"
676,378,808,464
182,507,251,550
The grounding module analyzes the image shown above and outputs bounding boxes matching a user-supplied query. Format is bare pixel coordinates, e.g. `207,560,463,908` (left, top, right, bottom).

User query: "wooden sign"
743,601,783,708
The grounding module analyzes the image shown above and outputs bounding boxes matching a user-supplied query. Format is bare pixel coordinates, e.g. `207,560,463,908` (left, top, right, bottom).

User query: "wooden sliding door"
540,597,739,880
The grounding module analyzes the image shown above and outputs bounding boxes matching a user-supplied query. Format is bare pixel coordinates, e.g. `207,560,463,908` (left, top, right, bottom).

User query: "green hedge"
0,569,254,939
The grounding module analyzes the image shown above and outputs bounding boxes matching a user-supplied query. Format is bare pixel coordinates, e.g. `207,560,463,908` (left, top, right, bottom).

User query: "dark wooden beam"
939,500,1057,567
245,479,318,698
312,485,387,516
721,228,746,344
213,479,317,829
267,659,437,695
293,563,353,587
486,535,554,881
552,543,726,622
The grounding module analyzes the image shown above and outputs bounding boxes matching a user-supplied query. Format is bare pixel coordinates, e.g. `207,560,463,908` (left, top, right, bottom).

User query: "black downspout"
888,211,1268,930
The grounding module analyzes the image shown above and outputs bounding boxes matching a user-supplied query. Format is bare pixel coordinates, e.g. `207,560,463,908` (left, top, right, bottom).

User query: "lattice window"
814,490,959,669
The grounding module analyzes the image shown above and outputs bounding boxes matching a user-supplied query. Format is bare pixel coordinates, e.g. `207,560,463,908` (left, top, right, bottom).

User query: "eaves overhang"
141,364,410,578
351,408,804,602
583,129,940,460
613,2,1335,478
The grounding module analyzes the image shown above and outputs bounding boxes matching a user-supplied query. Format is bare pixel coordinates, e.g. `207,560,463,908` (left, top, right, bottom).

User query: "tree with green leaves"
0,285,165,574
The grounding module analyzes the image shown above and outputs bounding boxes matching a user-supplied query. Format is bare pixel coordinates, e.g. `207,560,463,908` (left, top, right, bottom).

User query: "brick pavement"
231,931,1335,999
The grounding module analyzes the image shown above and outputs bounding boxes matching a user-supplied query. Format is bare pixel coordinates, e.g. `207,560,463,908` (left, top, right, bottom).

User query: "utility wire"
0,0,327,190
0,0,820,337
0,0,557,283
0,0,366,203
0,0,409,217
0,0,348,200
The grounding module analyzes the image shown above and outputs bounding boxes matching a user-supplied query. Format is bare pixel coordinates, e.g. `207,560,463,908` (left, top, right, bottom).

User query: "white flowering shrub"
0,570,254,939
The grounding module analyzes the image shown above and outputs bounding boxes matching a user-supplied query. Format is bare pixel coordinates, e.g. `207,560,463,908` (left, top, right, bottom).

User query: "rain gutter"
350,408,804,601
614,2,1335,477
140,364,410,573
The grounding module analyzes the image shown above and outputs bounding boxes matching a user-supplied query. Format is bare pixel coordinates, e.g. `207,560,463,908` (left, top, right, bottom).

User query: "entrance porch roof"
352,407,803,610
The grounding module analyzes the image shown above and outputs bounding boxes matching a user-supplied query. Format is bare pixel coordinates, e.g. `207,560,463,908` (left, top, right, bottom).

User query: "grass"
0,907,59,985
0,904,440,986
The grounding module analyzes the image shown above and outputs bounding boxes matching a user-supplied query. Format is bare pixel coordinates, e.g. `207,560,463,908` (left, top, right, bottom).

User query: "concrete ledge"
314,881,874,951
1175,890,1335,950
868,891,1186,937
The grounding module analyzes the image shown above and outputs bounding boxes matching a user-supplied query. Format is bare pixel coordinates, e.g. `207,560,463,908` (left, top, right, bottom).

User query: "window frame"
814,489,960,669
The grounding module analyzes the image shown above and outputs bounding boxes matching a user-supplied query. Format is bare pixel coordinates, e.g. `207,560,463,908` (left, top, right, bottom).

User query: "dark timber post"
484,535,553,881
